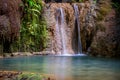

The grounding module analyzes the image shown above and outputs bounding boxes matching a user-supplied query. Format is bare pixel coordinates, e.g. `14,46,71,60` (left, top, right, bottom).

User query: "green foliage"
16,73,43,80
11,0,48,52
96,0,112,21
99,7,111,16
95,0,111,34
93,0,97,4
79,0,84,2
112,2,120,10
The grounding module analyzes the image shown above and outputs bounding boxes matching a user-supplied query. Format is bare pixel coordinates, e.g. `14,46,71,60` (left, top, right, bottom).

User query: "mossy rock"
96,13,104,21
96,22,106,32
99,7,111,16
16,73,43,80
96,0,112,21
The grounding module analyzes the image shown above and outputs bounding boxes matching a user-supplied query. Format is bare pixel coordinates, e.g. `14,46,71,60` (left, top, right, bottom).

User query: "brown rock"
0,0,22,53
90,8,120,57
43,2,95,54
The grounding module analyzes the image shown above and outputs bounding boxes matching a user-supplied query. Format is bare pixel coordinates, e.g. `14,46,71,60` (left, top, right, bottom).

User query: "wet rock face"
77,1,96,52
44,3,75,54
90,0,120,57
0,0,21,53
90,9,120,57
0,0,21,43
44,0,120,57
43,2,96,54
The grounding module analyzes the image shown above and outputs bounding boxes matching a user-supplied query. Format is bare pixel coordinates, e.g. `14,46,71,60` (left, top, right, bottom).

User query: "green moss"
97,0,112,21
96,23,106,32
95,0,111,33
99,6,111,16
96,13,104,21
16,73,43,80
71,0,76,2
112,2,120,10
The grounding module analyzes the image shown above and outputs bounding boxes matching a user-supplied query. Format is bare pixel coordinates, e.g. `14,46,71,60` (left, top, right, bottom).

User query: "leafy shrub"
11,0,48,52
112,1,120,10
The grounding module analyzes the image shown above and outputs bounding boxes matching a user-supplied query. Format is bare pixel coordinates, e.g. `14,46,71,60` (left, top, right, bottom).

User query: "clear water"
0,56,120,80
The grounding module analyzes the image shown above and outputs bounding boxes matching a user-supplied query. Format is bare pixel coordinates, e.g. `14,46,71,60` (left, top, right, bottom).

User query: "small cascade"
73,4,82,54
59,8,67,54
55,8,67,54
55,8,61,54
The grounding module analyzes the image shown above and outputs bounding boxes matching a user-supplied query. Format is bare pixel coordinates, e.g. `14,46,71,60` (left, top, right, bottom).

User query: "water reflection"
43,56,73,80
0,56,120,80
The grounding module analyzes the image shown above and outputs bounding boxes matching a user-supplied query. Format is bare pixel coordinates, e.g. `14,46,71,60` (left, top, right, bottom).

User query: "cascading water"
55,8,67,54
60,8,67,54
55,8,61,54
73,4,82,54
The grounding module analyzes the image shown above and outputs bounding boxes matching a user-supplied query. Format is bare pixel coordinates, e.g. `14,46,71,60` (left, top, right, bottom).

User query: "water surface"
0,55,120,80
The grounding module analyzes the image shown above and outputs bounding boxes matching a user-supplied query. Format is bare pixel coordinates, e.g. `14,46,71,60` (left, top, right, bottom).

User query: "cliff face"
44,3,75,54
44,0,120,57
0,0,21,52
0,0,119,57
89,0,120,57
43,1,96,54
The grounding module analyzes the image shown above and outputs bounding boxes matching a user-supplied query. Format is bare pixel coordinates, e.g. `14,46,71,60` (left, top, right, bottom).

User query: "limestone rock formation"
0,0,22,52
89,0,120,57
44,3,75,54
43,1,96,54
44,0,120,57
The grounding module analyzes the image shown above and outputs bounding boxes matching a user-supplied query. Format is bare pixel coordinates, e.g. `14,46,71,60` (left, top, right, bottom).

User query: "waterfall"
73,4,82,54
55,8,67,54
60,8,67,54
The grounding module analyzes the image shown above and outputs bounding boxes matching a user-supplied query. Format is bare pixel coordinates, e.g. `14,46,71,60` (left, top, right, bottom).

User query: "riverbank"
0,71,56,80
0,52,119,59
0,51,55,58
